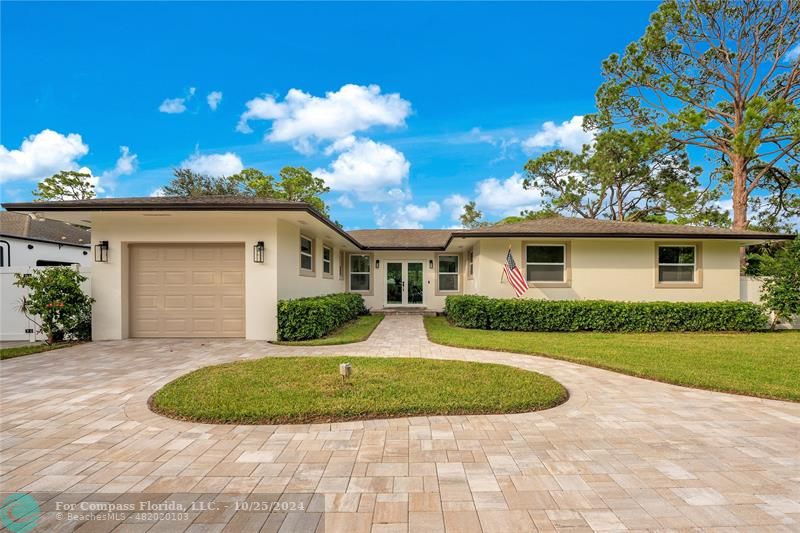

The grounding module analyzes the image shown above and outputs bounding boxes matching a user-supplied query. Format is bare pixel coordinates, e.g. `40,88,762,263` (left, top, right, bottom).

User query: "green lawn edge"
424,316,800,403
272,314,384,346
0,342,76,360
149,355,568,425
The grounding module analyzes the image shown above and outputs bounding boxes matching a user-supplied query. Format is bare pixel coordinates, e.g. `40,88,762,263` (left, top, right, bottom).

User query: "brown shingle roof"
2,197,792,249
348,229,453,249
2,196,306,210
0,211,90,247
452,217,792,240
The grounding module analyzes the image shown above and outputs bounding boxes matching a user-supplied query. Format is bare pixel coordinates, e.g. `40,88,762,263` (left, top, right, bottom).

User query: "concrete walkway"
1,315,799,532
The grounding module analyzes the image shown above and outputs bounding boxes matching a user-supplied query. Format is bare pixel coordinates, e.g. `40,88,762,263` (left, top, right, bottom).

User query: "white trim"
525,243,565,283
657,244,696,284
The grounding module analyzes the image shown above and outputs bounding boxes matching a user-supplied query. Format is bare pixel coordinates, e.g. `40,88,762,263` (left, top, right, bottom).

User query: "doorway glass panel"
386,262,403,304
407,262,424,304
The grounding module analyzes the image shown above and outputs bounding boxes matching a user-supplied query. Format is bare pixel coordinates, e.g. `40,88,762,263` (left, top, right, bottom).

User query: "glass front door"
386,262,403,305
385,261,424,306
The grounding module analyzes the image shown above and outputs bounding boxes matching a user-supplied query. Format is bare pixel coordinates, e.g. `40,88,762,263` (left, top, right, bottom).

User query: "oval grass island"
149,356,568,424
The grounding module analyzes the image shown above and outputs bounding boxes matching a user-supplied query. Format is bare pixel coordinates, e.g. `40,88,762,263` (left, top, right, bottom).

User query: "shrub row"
444,295,768,332
278,293,367,341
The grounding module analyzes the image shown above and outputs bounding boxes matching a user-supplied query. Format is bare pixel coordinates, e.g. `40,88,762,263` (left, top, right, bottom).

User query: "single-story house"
2,196,793,341
0,211,91,268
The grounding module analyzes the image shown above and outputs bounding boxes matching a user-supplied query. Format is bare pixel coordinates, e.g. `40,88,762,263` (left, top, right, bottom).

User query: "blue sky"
1,1,659,229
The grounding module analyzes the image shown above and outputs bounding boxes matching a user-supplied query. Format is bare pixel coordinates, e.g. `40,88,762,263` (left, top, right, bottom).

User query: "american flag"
504,249,528,297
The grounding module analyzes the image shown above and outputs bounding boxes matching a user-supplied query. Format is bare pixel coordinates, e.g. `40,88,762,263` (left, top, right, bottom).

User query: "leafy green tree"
523,129,726,224
497,209,560,225
274,166,330,214
14,267,94,343
162,168,241,196
759,237,800,329
162,166,332,215
591,0,800,230
459,201,490,228
33,170,96,200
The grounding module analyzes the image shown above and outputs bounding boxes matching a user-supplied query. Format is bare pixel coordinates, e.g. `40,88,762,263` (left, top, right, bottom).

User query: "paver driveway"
1,315,799,532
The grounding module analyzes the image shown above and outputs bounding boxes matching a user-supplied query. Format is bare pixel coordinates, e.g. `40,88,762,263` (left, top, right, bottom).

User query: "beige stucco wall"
358,251,464,311
89,212,280,341
276,219,347,300
473,237,742,302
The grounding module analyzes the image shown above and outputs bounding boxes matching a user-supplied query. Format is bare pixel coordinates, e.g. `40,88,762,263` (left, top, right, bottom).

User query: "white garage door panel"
129,243,245,338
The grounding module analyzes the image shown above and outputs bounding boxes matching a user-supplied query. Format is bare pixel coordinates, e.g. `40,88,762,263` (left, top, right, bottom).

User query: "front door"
385,261,425,306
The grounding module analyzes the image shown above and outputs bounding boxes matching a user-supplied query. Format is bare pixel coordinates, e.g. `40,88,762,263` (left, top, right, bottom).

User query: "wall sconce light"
429,259,434,269
253,241,265,263
375,259,380,269
94,241,109,262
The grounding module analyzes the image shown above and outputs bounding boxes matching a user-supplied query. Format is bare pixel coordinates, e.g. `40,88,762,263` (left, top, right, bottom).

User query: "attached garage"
129,243,245,338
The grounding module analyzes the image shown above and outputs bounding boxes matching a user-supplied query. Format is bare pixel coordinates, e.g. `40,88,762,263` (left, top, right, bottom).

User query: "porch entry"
385,261,425,306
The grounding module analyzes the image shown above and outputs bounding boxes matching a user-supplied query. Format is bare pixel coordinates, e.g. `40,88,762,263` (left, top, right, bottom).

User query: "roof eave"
2,201,365,249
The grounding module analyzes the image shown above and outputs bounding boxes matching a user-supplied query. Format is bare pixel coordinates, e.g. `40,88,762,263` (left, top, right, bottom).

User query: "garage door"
129,243,245,337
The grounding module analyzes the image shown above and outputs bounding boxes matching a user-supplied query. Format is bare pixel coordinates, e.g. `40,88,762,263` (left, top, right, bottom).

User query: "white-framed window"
467,249,474,279
300,235,314,272
349,254,371,292
526,244,565,282
322,245,333,276
438,255,460,292
658,245,695,283
339,250,345,280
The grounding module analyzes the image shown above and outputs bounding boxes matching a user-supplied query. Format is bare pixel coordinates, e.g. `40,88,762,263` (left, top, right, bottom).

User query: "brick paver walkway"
1,315,799,532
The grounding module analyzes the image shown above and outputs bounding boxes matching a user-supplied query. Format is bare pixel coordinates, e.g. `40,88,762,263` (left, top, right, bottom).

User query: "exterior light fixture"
429,259,434,269
94,241,109,263
253,241,265,263
375,259,380,269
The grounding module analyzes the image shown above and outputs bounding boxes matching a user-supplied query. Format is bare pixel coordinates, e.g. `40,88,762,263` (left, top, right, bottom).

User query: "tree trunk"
731,154,749,268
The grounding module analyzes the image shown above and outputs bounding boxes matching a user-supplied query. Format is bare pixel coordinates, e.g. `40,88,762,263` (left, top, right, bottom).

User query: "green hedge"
444,295,768,332
278,293,367,341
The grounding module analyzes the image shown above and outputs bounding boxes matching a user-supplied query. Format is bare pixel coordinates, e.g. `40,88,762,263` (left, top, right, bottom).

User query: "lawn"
273,314,384,346
425,317,800,402
150,356,567,424
0,342,75,360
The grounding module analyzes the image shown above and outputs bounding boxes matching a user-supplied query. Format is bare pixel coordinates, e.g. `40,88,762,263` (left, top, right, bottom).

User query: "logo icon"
0,493,41,533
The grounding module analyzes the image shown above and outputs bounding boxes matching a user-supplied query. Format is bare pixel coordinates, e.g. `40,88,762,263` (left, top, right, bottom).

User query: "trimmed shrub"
278,293,367,341
445,295,768,332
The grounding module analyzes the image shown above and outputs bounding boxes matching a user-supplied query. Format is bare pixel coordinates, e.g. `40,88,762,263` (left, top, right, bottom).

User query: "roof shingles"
0,211,90,247
2,197,793,249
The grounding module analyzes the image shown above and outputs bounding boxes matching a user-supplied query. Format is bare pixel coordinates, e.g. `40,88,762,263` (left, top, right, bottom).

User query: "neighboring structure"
0,211,92,341
0,211,91,267
2,197,793,341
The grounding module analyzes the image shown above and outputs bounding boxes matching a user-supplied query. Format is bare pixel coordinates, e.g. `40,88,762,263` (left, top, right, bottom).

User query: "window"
526,244,565,282
658,245,695,283
300,235,314,272
350,254,371,292
467,249,474,279
339,250,345,280
322,245,333,276
438,255,460,292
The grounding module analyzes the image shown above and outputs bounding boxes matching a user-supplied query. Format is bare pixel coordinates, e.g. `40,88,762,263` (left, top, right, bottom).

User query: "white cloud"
90,145,138,194
180,152,244,177
236,84,412,153
522,115,595,153
150,187,166,197
207,91,223,111
158,87,196,114
159,98,187,114
474,172,543,216
0,129,89,183
786,43,800,62
313,136,410,201
335,195,354,208
375,201,441,229
443,193,469,222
